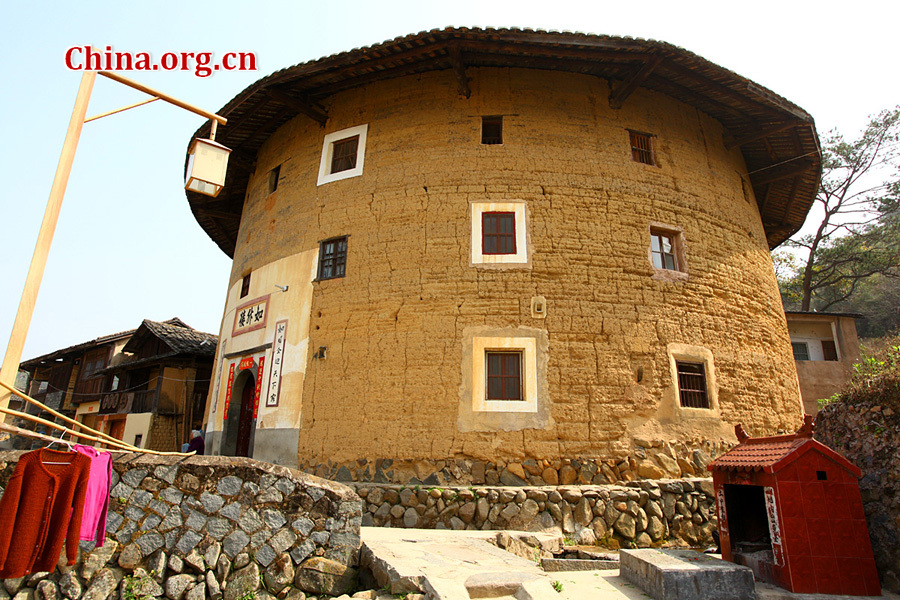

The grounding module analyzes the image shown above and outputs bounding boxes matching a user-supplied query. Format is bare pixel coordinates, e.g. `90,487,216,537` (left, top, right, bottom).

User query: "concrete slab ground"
359,528,899,600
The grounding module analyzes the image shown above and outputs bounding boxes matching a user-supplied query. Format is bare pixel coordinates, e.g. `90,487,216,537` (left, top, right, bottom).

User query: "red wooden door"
236,375,254,457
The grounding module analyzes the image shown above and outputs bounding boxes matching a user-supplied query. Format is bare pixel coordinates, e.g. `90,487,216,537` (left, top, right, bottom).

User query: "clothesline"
0,380,194,457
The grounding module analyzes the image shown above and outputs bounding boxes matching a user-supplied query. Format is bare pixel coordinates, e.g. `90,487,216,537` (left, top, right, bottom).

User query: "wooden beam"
749,158,815,186
609,54,662,109
448,45,471,98
216,96,270,144
724,121,800,150
265,88,328,126
199,208,241,221
779,177,802,226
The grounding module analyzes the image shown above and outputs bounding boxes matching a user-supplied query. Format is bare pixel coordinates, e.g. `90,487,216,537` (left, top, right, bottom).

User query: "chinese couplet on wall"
266,320,288,407
253,357,264,418
223,363,236,419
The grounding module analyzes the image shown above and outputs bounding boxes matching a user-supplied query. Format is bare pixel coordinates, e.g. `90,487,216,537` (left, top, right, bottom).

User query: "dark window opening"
318,236,348,280
330,136,359,174
822,340,838,361
486,351,522,400
629,131,654,165
240,273,251,298
268,165,280,194
650,230,678,270
482,212,516,255
817,470,828,481
723,484,772,557
134,434,143,448
482,116,503,145
791,342,810,361
676,361,709,408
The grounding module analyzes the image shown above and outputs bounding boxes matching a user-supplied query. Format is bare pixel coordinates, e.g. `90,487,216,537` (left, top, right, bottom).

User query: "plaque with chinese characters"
233,294,270,336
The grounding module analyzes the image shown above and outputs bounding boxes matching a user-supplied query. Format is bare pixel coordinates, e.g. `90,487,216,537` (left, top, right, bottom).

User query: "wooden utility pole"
0,71,97,412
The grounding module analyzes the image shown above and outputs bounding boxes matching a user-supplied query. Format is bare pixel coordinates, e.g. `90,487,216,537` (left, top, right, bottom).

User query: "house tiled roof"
131,319,218,357
708,436,810,472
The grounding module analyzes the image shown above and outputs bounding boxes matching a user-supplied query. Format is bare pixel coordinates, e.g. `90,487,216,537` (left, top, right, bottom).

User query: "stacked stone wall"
0,451,362,600
350,478,717,549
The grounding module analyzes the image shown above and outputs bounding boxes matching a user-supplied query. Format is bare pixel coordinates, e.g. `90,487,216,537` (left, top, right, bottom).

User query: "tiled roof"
122,319,218,358
708,436,810,472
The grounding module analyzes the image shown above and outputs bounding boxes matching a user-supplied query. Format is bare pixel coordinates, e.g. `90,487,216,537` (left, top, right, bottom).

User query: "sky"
1,0,897,362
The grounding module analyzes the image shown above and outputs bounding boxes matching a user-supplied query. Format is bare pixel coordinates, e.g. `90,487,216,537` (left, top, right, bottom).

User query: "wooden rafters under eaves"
184,27,822,257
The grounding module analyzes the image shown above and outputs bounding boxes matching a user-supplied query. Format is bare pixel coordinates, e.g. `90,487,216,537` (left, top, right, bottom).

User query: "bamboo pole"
84,97,160,123
0,405,193,457
0,380,136,449
0,71,97,414
0,422,125,452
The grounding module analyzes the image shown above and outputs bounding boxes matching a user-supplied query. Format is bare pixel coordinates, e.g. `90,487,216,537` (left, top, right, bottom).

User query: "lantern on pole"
185,137,231,197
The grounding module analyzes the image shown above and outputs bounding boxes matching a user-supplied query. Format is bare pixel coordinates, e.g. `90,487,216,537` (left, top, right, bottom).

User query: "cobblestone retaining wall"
0,451,362,600
351,478,717,548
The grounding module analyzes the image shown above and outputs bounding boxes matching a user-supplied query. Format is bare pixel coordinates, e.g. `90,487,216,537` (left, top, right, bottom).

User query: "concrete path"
359,527,898,600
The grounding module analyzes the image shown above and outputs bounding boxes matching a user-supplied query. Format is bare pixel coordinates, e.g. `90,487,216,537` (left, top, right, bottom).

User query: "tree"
776,108,900,313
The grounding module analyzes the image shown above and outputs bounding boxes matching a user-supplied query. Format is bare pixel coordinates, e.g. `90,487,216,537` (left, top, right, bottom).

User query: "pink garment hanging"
73,445,112,546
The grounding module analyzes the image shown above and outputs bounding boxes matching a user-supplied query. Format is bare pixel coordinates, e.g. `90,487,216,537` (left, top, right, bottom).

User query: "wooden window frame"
821,340,838,361
485,351,523,401
330,135,359,174
267,165,280,194
676,361,709,409
629,130,655,165
650,230,679,271
482,116,503,145
317,124,368,185
482,212,517,255
317,236,348,281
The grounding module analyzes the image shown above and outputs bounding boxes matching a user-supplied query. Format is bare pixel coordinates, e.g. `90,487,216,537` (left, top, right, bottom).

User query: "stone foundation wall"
350,478,717,549
302,437,728,487
0,451,363,599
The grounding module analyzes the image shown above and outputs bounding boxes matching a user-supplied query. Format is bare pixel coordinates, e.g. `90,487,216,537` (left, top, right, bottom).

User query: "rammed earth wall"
0,451,362,599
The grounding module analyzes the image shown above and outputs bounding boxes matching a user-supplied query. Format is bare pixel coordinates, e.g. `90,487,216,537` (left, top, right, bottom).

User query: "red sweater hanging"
0,449,91,577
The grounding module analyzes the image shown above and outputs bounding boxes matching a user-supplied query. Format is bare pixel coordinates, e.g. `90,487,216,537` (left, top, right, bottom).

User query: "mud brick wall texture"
217,65,804,470
0,451,363,599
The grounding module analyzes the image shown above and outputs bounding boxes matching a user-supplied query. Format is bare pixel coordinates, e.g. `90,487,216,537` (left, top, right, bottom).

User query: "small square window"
629,131,654,165
822,340,838,361
482,212,516,255
791,342,810,361
650,230,678,270
330,136,359,174
816,470,828,481
268,165,280,194
486,351,523,401
240,273,251,298
318,236,348,280
676,361,709,408
482,116,503,145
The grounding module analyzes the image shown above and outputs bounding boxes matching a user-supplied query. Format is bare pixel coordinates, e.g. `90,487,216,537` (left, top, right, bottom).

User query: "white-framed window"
471,336,538,413
470,202,529,266
666,343,718,415
317,124,368,186
791,342,810,361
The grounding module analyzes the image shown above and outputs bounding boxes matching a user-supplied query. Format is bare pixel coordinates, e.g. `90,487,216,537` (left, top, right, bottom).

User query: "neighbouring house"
14,318,216,452
785,311,861,416
185,27,822,482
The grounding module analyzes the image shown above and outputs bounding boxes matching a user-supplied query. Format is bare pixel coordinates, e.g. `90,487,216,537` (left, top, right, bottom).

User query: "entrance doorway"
221,369,256,458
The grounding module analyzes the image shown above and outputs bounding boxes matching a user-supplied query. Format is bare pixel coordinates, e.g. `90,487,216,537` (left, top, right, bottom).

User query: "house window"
821,340,838,361
792,342,810,361
676,361,709,408
240,273,251,298
330,136,359,174
482,212,516,255
318,236,348,280
482,116,503,145
317,124,368,185
486,351,522,401
629,131,654,165
267,165,280,194
650,230,678,270
470,202,529,266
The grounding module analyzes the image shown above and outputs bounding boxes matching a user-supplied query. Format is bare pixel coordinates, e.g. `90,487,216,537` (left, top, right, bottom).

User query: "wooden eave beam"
214,96,271,144
448,45,471,98
199,208,241,221
265,88,327,127
724,121,801,150
609,54,663,109
749,158,815,186
779,177,802,227
308,55,449,99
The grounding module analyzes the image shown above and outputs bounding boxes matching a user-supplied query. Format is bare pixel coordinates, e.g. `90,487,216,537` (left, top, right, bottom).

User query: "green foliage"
121,573,154,600
552,580,564,593
238,591,256,600
562,536,575,546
